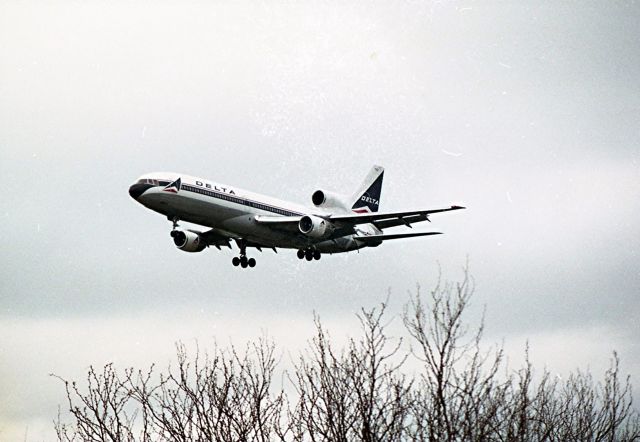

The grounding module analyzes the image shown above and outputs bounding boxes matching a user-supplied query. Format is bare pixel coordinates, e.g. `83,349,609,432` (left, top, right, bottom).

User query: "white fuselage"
131,172,376,253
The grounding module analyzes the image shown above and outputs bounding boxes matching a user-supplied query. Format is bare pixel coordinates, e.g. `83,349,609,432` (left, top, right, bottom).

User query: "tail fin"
351,165,384,213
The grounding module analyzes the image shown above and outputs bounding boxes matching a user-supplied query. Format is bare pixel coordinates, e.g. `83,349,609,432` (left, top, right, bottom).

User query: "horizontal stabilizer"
353,231,442,243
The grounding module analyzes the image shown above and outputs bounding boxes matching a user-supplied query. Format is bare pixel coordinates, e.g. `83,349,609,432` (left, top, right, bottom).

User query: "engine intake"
312,190,326,206
298,215,334,239
170,230,206,253
311,189,349,210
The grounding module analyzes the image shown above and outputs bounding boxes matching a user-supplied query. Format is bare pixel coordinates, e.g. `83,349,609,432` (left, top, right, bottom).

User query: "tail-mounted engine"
170,230,207,252
311,190,350,211
298,215,334,239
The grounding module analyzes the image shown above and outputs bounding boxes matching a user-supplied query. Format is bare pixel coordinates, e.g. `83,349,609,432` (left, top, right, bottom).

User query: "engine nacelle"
170,230,206,253
311,189,350,210
298,215,334,239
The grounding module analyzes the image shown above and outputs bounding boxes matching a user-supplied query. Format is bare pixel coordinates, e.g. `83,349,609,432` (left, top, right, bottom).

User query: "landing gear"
297,248,321,261
232,240,257,269
168,216,181,239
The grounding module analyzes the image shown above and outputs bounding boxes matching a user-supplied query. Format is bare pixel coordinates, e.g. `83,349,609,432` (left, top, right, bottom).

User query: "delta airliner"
128,166,464,268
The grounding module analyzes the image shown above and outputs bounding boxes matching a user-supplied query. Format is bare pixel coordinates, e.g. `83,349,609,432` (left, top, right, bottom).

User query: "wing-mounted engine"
170,229,207,252
298,215,335,239
311,190,351,211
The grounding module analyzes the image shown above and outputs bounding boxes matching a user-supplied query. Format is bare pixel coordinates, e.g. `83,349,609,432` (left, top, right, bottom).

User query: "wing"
254,206,465,236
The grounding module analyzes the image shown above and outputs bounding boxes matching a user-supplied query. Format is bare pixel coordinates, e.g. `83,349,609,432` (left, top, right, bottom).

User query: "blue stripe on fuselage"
181,184,304,217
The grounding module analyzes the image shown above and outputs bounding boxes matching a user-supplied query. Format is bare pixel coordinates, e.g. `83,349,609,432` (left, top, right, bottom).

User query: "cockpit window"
137,179,159,185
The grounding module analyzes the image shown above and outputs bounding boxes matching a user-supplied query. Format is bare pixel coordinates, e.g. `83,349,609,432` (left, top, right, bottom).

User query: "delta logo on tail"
351,171,383,213
163,177,182,193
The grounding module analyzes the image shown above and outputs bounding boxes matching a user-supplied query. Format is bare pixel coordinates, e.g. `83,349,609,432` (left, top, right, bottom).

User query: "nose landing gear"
297,248,321,261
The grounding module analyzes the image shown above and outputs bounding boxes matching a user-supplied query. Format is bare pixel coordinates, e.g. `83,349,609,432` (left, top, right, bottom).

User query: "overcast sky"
1,1,639,439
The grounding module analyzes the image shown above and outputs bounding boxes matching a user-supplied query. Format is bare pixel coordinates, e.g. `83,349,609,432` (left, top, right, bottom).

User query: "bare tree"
403,270,509,442
54,364,137,442
348,305,412,442
402,268,640,442
289,315,357,441
54,270,640,441
54,339,287,442
290,303,411,441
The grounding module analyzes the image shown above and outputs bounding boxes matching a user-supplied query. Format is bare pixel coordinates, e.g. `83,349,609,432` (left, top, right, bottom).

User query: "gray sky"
1,1,639,439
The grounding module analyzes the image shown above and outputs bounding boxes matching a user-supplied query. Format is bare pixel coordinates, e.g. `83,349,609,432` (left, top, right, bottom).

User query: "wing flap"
331,205,465,224
198,228,233,249
371,213,428,229
353,231,442,244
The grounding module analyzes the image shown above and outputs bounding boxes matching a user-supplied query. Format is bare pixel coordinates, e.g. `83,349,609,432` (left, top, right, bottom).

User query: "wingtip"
451,205,466,210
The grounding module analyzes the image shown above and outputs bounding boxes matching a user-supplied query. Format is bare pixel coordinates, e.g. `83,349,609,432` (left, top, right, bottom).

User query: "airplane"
128,166,464,268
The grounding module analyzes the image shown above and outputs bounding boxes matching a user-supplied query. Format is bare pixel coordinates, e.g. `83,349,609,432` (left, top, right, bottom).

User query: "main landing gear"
297,248,321,261
232,240,256,269
169,216,181,242
232,255,256,268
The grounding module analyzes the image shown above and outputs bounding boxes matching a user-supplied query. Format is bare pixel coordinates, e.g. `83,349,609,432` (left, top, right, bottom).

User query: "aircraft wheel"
305,250,313,261
297,249,305,259
248,258,256,268
232,257,240,266
240,256,248,268
313,250,321,260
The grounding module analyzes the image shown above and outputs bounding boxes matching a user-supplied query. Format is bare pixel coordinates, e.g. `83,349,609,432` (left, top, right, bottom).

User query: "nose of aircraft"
129,183,153,200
